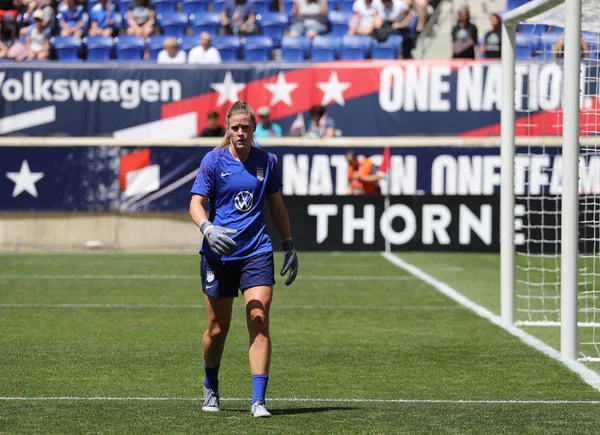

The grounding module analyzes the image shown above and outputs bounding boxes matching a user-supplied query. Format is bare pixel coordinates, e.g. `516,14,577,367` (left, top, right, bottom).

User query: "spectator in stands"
59,0,87,38
26,9,50,59
89,0,120,37
127,0,155,38
477,12,501,59
346,148,383,195
220,0,260,36
372,0,412,39
0,0,19,40
18,1,54,40
451,7,478,59
157,37,186,63
553,36,590,59
0,39,8,57
188,32,222,64
254,106,282,138
288,0,328,39
200,111,226,137
306,105,335,138
348,0,377,36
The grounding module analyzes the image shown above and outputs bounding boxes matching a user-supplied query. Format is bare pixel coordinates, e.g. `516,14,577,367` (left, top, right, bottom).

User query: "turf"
1,253,600,434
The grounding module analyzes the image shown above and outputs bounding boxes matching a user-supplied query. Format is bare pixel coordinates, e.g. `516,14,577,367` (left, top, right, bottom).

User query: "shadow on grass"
222,406,356,415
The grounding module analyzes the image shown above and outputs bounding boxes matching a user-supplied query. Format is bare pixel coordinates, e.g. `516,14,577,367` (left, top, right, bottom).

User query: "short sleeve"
325,117,335,128
266,154,283,194
191,152,214,197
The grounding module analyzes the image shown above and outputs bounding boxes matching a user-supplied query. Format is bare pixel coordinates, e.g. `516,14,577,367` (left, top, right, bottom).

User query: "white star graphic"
6,160,44,198
264,72,299,106
316,72,352,106
210,71,246,106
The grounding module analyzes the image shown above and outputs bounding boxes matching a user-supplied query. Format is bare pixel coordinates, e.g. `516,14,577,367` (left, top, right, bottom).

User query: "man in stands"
200,111,226,137
188,32,222,64
89,0,120,37
59,0,87,38
0,0,19,41
220,0,259,36
254,106,282,139
346,149,384,195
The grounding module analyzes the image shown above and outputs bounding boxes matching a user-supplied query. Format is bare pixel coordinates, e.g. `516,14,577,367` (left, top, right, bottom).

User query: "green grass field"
1,252,600,434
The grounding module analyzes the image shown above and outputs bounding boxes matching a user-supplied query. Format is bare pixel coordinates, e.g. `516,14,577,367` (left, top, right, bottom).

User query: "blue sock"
204,364,220,392
251,374,269,405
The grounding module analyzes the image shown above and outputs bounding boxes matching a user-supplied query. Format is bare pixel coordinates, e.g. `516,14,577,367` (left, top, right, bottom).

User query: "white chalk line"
1,396,599,405
0,303,462,311
381,252,600,394
0,275,416,281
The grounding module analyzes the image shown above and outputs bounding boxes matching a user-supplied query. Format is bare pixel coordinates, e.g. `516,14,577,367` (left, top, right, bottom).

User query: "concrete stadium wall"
0,213,201,252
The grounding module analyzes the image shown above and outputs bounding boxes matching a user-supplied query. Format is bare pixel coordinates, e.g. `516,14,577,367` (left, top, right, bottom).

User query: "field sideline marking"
1,396,600,404
381,252,600,394
0,275,416,281
0,303,462,311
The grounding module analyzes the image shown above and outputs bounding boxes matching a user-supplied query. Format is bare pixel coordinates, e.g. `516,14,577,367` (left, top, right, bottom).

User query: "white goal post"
501,0,600,361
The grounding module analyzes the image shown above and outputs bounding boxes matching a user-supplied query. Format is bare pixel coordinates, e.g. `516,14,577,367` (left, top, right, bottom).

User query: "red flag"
379,146,391,174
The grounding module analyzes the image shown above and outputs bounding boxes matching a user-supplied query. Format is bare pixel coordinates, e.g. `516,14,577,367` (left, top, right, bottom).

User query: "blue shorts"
200,251,275,298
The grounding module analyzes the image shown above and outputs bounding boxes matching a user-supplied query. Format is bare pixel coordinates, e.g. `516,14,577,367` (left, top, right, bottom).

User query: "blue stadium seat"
310,35,340,62
340,0,353,12
85,36,113,61
191,13,221,36
180,35,199,53
147,35,169,60
211,0,227,13
258,13,287,47
158,12,189,37
538,33,562,59
114,35,145,60
340,34,371,60
242,35,273,61
507,0,529,10
182,0,207,17
519,23,549,35
281,36,309,62
328,11,352,37
51,36,82,61
212,35,241,61
372,34,402,59
281,0,294,14
153,0,178,15
117,0,132,12
583,33,600,59
248,0,269,15
515,33,538,59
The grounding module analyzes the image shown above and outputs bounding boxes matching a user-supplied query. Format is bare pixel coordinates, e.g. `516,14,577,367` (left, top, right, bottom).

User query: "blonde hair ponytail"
216,100,256,148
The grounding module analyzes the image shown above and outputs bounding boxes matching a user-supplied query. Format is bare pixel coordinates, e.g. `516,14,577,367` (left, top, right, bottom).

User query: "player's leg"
200,254,237,411
243,285,273,417
240,251,276,418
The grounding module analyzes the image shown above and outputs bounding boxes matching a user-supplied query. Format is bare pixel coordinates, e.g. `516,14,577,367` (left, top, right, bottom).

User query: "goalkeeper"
189,100,298,418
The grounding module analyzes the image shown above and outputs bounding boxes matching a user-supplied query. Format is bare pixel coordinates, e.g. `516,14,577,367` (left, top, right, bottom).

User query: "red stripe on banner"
119,148,150,191
461,97,600,137
161,60,468,135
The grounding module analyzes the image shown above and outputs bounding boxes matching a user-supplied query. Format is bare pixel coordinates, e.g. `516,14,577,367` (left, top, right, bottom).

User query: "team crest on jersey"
256,167,264,181
207,270,214,283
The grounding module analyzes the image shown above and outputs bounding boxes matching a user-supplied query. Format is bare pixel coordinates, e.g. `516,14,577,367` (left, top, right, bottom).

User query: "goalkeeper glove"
200,220,237,257
280,237,298,286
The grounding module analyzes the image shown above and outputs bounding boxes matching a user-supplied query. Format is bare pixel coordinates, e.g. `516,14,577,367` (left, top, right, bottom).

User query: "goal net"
502,0,600,361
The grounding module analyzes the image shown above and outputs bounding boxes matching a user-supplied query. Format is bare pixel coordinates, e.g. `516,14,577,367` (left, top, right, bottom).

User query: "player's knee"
248,311,268,332
207,323,229,340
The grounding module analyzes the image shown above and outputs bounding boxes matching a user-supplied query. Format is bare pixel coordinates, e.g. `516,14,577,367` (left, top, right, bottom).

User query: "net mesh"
513,2,600,360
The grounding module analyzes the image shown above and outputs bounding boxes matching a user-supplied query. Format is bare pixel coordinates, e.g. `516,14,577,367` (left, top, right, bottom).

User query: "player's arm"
189,194,237,257
267,192,298,286
189,193,209,226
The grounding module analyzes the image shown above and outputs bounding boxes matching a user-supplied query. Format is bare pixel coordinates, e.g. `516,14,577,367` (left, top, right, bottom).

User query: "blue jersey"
191,146,282,261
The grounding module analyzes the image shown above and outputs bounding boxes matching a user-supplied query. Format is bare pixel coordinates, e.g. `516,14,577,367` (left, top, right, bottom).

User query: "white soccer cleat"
202,386,220,412
250,401,272,418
